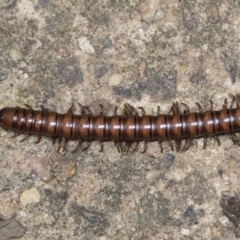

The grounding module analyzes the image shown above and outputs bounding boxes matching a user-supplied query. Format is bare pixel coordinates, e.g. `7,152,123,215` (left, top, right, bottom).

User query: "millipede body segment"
1,97,240,153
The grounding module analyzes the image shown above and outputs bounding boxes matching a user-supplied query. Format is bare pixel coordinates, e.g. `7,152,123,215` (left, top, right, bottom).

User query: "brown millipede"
1,95,240,153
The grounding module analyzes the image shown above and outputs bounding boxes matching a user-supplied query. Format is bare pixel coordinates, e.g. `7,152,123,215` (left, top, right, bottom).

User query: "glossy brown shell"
1,100,240,153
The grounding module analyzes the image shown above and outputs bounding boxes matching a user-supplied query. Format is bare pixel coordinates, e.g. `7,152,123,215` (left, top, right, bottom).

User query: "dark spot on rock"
190,70,205,84
71,203,110,236
94,65,108,78
184,206,195,218
183,173,209,205
95,37,112,55
0,68,9,81
45,190,68,219
113,75,177,101
0,215,27,240
182,12,199,32
102,37,112,48
138,75,177,101
73,205,102,223
221,190,240,238
2,0,17,9
220,52,238,84
45,16,58,29
183,206,198,225
44,189,52,197
163,154,175,169
54,191,68,206
64,66,83,86
113,86,132,98
97,186,122,211
94,14,110,25
38,0,49,8
140,194,171,229
141,22,149,31
218,169,224,176
55,59,83,87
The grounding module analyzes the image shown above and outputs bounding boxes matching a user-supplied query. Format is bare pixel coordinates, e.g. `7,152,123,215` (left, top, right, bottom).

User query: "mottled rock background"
1,0,240,239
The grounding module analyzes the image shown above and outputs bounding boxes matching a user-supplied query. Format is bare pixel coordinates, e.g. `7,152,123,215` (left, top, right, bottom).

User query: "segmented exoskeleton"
1,95,240,153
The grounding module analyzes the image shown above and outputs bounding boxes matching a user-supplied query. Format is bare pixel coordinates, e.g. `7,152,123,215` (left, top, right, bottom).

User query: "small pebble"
145,170,161,183
9,48,22,62
139,61,146,78
141,0,161,23
23,73,29,79
78,37,95,54
181,228,190,236
108,74,123,86
212,227,221,237
20,188,41,205
19,61,27,68
96,236,108,240
0,199,19,218
162,189,172,199
140,2,149,14
19,211,27,218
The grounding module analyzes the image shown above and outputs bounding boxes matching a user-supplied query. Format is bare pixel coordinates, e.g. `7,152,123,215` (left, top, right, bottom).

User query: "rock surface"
0,0,240,239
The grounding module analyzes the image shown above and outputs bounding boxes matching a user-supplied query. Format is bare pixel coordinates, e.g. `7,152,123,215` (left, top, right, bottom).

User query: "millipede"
1,94,240,154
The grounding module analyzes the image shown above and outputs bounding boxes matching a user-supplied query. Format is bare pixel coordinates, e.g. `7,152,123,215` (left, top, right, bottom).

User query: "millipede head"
0,107,15,130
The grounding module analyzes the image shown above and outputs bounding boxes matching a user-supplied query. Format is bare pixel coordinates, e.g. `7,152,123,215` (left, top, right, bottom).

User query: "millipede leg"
113,106,118,115
122,141,132,153
131,141,139,152
52,137,57,145
99,104,104,115
181,138,193,152
11,132,21,138
78,104,92,115
223,99,228,109
141,141,148,153
72,140,83,153
20,134,31,142
24,104,33,109
138,107,146,116
99,141,104,152
82,141,92,151
236,134,240,146
40,105,48,112
124,104,138,116
195,102,203,112
175,139,182,152
229,133,239,145
203,136,208,149
114,141,122,153
236,94,240,107
123,104,132,116
34,135,42,144
181,103,190,114
169,102,180,114
209,100,213,111
131,105,139,116
230,134,236,145
174,102,180,114
230,96,236,109
168,140,174,151
215,136,221,146
58,138,68,154
66,103,75,113
158,140,163,153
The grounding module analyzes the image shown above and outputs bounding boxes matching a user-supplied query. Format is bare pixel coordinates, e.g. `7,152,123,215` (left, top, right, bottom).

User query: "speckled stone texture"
1,0,240,239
